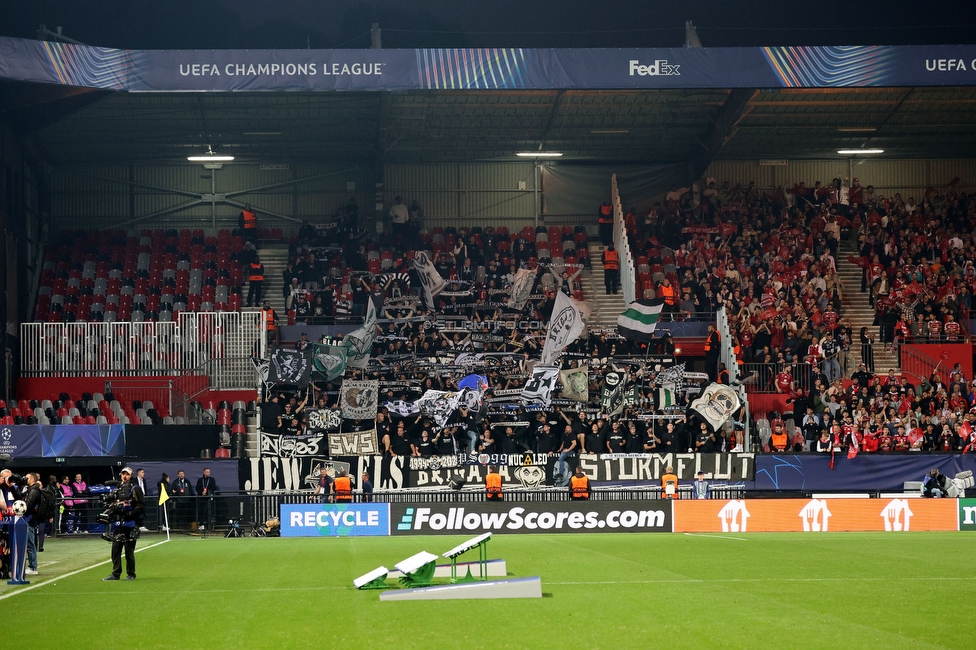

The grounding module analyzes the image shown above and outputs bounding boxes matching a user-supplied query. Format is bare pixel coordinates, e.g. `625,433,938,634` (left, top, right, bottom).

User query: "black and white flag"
540,291,587,366
509,267,538,311
306,408,342,432
384,400,421,418
416,390,464,428
343,299,377,369
413,250,446,311
655,363,685,390
251,357,270,383
521,365,560,406
269,348,312,386
601,371,630,416
689,383,741,432
339,379,379,420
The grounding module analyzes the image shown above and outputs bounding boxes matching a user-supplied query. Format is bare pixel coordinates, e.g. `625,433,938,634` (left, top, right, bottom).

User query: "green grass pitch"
3,532,970,649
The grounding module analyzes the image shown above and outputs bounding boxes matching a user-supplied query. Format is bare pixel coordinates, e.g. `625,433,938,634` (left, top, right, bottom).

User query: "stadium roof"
5,85,975,167
2,39,976,168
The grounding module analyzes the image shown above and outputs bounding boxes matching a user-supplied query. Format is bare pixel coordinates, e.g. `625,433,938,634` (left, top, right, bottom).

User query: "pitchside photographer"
101,467,145,581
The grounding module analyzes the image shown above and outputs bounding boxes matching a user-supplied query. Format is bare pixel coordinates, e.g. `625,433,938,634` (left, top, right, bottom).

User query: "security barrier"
20,311,264,385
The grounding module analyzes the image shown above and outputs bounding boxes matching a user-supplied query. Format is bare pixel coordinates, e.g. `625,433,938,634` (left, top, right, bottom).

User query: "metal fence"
20,311,264,384
740,362,814,394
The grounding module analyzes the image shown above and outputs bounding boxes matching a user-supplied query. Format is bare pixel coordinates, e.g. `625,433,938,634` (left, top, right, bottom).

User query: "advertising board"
280,503,390,537
391,500,672,535
674,498,957,533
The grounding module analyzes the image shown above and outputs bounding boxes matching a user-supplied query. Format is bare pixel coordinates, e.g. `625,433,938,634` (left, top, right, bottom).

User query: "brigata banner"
391,500,672,535
6,37,976,91
410,453,754,488
958,499,976,531
674,498,957,533
280,503,390,537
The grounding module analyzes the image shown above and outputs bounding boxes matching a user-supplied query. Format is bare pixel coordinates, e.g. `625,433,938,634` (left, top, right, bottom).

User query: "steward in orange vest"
598,201,614,245
246,259,265,307
602,245,620,294
569,466,590,500
658,280,676,307
333,469,352,502
239,203,257,244
662,467,679,499
485,466,503,501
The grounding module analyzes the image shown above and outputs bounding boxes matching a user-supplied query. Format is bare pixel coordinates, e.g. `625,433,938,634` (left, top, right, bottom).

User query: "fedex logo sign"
629,60,681,77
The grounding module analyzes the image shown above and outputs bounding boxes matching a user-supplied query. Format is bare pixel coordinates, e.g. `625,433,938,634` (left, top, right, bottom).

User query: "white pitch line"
549,576,976,586
683,532,748,541
0,538,170,601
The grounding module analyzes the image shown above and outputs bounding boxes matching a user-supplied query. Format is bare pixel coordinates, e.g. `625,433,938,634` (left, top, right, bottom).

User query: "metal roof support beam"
690,88,758,180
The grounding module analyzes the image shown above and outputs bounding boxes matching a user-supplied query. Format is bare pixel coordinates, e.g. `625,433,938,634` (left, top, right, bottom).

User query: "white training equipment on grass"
442,532,492,558
394,551,439,575
378,576,543,601
388,559,507,580
353,566,389,589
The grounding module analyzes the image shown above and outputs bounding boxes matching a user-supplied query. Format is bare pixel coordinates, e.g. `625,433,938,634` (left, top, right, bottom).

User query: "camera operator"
102,467,145,581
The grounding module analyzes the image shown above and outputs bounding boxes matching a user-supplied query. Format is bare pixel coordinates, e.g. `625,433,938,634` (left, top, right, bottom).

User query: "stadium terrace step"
581,244,627,328
837,241,899,372
254,242,291,317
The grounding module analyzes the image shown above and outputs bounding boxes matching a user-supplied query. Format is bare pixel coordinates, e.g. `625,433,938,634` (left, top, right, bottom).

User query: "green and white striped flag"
658,387,676,409
617,299,664,342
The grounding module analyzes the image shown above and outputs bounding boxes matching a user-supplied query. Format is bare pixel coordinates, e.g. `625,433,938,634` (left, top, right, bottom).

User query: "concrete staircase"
253,242,291,316
580,243,627,328
836,242,899,372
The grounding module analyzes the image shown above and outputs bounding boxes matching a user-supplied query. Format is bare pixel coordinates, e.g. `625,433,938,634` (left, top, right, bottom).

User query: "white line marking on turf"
0,538,170,601
549,576,976,585
683,533,747,541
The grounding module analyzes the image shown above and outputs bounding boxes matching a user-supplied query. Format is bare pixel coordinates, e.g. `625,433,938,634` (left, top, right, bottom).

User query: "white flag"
521,365,560,407
509,268,538,310
689,383,741,432
344,298,377,368
540,291,587,366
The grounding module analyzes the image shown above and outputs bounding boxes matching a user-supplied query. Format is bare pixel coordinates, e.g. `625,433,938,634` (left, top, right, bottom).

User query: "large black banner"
579,453,755,482
391,500,672,535
241,454,408,492
127,425,221,459
409,453,755,487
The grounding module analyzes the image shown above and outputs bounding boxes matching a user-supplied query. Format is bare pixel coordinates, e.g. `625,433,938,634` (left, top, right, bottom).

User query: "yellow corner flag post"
158,486,171,541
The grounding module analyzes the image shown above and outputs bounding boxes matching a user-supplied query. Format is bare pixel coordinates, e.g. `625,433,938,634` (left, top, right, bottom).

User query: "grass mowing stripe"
682,532,748,540
0,538,170,602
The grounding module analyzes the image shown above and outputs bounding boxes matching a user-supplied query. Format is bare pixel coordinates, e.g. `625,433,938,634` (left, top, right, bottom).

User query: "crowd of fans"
29,176,971,457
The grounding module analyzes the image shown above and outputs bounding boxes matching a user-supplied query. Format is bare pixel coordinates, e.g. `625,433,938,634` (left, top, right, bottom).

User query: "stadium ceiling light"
516,152,563,157
590,129,629,134
187,145,235,162
837,149,884,155
836,127,877,133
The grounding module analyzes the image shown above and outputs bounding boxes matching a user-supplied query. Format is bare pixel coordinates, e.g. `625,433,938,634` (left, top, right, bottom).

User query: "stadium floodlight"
837,149,884,155
516,152,563,157
187,145,235,162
